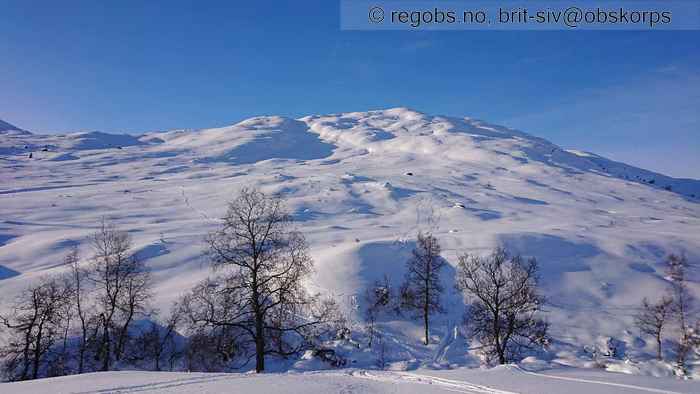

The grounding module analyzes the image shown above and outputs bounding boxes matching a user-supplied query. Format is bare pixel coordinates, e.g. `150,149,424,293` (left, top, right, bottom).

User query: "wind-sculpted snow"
0,129,144,156
0,108,699,377
142,116,335,164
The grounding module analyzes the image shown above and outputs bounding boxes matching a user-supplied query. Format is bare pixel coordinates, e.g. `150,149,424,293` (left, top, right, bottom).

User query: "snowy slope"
1,108,699,376
4,366,700,394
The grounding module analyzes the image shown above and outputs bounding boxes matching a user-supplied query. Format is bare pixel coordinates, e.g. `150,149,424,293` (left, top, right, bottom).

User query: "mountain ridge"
0,118,27,134
2,108,698,190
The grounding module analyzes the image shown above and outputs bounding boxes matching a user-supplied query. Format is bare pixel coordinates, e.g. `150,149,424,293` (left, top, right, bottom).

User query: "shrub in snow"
311,348,346,368
364,274,400,348
603,337,625,359
132,306,183,371
184,328,240,372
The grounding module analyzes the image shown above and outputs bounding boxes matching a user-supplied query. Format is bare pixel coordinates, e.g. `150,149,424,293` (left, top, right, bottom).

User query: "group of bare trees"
0,220,156,381
0,275,72,380
4,187,696,379
369,236,698,369
0,189,345,379
635,253,699,374
363,233,549,365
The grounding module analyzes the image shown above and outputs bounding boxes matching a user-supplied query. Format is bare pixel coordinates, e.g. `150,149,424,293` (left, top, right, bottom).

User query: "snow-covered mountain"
1,108,699,374
0,119,21,131
0,119,29,137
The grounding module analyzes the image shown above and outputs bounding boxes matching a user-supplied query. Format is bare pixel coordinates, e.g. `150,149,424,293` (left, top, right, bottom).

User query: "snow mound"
62,131,144,150
149,116,335,164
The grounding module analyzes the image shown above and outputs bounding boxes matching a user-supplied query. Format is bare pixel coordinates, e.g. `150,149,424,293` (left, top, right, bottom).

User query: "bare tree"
114,254,152,361
65,246,94,373
191,188,333,373
88,219,151,371
401,232,444,345
665,253,693,373
0,277,72,380
47,274,75,378
635,296,673,360
456,247,549,364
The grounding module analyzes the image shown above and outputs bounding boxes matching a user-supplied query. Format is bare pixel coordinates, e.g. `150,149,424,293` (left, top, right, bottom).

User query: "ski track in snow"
56,369,688,394
347,370,519,393
73,373,235,394
510,366,685,394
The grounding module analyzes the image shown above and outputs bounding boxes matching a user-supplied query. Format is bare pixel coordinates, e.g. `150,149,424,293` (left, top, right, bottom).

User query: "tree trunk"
493,307,503,364
423,307,429,345
255,316,265,373
254,283,265,373
115,311,134,361
78,329,86,374
101,315,110,371
656,334,662,361
21,328,32,380
32,326,43,380
423,268,430,345
76,280,87,374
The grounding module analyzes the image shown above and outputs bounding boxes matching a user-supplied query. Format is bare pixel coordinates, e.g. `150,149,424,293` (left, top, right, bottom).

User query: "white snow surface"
1,108,700,388
4,366,700,394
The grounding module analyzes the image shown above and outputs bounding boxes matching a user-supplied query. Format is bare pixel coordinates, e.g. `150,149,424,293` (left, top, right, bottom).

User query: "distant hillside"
0,118,24,132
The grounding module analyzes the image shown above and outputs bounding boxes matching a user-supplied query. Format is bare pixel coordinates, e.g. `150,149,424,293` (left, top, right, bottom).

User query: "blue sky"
1,1,698,178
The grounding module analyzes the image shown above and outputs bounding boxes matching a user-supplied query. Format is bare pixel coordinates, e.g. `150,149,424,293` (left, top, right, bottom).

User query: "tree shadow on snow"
498,233,602,280
355,240,465,314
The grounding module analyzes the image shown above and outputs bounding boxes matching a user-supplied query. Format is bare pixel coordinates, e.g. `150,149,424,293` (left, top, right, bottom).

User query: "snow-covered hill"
1,108,699,376
0,119,22,132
